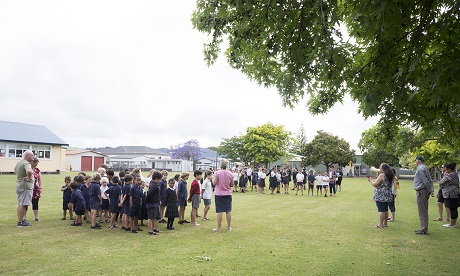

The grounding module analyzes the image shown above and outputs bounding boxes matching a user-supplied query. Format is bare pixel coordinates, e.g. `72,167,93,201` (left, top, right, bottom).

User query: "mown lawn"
0,172,459,275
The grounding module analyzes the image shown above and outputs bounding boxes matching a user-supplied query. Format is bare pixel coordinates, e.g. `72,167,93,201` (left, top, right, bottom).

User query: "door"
93,157,104,171
81,156,92,171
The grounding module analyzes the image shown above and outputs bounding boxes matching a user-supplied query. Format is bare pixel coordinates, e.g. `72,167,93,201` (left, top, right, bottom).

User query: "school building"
65,150,107,171
0,120,68,173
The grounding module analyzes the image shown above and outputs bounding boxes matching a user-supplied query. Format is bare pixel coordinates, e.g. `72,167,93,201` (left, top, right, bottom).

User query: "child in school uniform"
129,176,143,233
315,172,323,196
88,173,102,229
158,170,168,224
322,172,330,197
120,174,133,230
232,170,239,192
145,171,162,235
239,169,247,193
100,177,110,223
140,181,147,226
105,176,122,229
276,169,282,194
81,175,92,222
201,170,213,221
61,176,73,220
177,172,190,224
188,170,202,226
70,182,86,226
251,169,258,192
164,178,179,230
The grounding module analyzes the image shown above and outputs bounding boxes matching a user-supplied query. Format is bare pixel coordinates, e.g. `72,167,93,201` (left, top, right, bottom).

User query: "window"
0,143,5,157
0,143,52,159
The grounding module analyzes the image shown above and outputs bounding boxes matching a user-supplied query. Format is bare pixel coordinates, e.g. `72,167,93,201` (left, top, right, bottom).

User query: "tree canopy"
300,130,355,168
192,0,460,146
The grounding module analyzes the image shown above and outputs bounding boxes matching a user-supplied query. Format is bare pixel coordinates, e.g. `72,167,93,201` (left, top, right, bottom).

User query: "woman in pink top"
212,159,233,232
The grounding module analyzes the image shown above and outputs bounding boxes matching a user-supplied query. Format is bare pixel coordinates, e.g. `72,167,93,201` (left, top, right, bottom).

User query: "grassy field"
1,172,459,275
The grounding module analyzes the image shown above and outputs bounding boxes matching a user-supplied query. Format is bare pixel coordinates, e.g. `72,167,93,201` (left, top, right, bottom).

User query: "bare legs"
215,212,231,232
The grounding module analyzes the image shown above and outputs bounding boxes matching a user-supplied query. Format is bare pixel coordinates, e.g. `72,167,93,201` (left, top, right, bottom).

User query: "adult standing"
434,164,450,222
31,158,42,221
413,155,434,235
439,163,460,228
367,163,394,228
15,150,35,227
212,159,233,232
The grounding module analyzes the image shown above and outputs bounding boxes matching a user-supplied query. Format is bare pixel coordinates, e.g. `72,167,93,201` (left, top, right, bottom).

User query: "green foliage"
290,124,308,155
192,0,460,146
300,130,355,168
243,122,291,166
215,136,253,164
358,124,416,167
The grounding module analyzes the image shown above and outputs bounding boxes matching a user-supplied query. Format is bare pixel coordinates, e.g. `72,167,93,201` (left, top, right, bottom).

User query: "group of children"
227,165,344,197
63,167,214,235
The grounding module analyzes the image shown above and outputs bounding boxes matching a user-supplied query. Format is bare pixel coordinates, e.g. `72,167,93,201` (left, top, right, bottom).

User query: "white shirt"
174,180,179,191
202,178,212,199
323,176,330,186
315,175,323,185
100,185,109,199
296,173,304,183
258,172,266,179
233,172,238,181
246,168,252,176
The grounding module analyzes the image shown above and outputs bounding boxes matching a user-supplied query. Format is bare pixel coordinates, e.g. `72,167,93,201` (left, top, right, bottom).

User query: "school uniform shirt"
70,189,86,212
258,172,266,179
79,184,90,205
129,185,143,206
323,176,330,186
106,185,122,204
246,168,252,177
159,179,167,203
88,182,101,201
296,173,304,183
308,174,316,185
188,180,201,201
315,175,324,186
62,186,72,201
100,185,109,200
177,180,188,200
164,188,177,206
145,182,160,205
202,178,212,200
233,172,238,182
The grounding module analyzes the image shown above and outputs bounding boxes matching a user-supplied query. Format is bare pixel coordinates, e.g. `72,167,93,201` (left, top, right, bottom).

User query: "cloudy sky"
0,1,378,153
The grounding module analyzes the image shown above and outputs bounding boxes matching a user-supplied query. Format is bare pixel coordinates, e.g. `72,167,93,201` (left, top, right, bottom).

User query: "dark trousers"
329,184,336,195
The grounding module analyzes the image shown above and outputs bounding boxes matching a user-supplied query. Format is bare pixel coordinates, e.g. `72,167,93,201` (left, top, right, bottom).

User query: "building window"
0,143,52,159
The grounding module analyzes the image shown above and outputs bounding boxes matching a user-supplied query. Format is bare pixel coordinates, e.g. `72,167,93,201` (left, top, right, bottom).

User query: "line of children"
177,172,190,224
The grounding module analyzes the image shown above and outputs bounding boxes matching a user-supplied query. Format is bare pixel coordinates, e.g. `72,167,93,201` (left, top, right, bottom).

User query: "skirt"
165,202,179,218
445,197,460,209
146,204,160,220
215,195,232,213
258,178,266,188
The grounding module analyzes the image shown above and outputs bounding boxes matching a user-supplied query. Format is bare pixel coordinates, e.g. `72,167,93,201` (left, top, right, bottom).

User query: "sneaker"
91,225,101,230
178,221,184,224
34,218,40,222
183,220,190,223
99,220,103,223
61,218,66,220
414,230,427,235
148,231,157,235
192,223,201,226
131,230,137,234
95,223,102,228
17,221,32,227
105,220,110,223
442,224,456,228
71,223,81,226
153,229,160,233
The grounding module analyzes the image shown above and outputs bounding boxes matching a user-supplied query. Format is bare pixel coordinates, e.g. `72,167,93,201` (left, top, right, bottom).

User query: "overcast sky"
0,1,379,153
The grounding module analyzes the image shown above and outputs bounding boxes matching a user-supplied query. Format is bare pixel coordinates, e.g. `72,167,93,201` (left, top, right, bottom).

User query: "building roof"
98,146,169,156
0,120,68,146
66,150,106,156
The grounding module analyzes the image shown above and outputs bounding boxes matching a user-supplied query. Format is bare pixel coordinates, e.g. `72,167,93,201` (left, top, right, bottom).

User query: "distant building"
65,150,107,171
98,146,170,159
0,120,68,173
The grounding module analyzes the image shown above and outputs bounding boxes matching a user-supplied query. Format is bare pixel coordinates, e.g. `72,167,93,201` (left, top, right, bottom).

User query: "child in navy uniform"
120,174,133,230
158,170,168,224
81,175,92,223
70,182,86,226
105,176,122,229
140,181,147,226
164,178,179,230
129,176,143,233
61,176,73,220
145,171,162,235
177,172,190,224
88,173,102,229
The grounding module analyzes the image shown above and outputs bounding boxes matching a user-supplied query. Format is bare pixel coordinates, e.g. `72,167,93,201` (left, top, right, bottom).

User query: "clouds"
0,1,378,153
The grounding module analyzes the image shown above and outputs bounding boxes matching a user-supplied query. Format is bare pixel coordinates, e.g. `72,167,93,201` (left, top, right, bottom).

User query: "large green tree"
300,130,355,168
243,122,291,166
192,0,460,146
215,135,253,164
358,124,416,167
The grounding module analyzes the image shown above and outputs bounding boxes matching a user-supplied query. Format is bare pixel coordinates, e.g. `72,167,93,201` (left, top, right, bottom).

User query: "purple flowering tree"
171,139,202,168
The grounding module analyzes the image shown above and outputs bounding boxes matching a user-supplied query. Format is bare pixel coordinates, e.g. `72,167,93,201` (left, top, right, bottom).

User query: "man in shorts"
15,150,35,227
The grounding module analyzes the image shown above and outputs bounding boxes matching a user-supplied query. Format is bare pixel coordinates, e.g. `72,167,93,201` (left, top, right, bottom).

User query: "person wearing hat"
413,155,435,234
